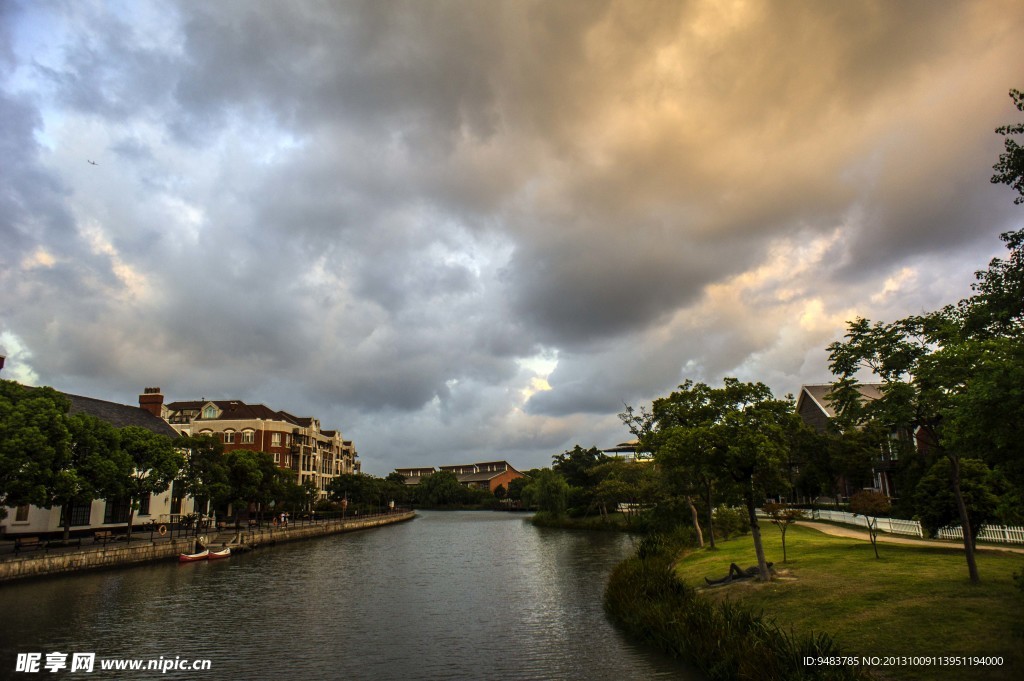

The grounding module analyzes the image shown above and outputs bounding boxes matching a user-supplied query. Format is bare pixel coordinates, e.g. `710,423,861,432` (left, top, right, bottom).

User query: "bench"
46,538,82,549
93,530,114,544
14,537,44,553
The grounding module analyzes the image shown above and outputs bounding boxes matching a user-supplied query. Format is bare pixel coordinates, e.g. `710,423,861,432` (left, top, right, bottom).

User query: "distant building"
394,467,437,486
152,388,359,498
1,389,192,537
601,440,654,463
796,383,910,500
395,461,524,493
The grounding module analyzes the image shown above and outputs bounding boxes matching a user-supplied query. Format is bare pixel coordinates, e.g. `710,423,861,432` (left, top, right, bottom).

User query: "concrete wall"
0,511,415,584
0,538,189,583
238,511,415,548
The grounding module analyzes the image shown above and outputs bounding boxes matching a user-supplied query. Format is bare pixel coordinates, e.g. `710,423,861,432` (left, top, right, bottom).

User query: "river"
0,511,699,680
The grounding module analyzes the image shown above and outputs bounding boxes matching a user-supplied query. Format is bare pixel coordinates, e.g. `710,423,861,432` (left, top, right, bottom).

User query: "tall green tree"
914,458,999,546
632,379,794,580
523,468,569,516
224,449,295,521
827,315,990,581
178,434,229,518
415,470,466,507
825,90,1024,582
0,381,71,514
119,425,183,540
53,414,131,540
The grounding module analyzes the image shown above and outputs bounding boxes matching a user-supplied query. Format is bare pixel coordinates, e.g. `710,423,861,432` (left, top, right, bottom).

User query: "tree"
633,379,795,581
719,398,793,581
762,501,803,562
415,470,466,507
119,426,183,540
53,414,131,541
991,88,1024,203
828,215,1024,583
552,445,609,515
849,490,891,559
828,316,986,580
524,468,569,516
178,434,229,521
0,381,72,514
223,449,286,522
506,475,530,502
915,459,999,547
299,478,320,512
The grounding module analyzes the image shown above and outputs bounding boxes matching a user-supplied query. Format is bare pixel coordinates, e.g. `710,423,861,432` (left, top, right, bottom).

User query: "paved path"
796,520,1024,555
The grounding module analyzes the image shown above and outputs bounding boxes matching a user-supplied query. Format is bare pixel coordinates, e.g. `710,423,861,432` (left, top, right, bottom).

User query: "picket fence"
802,508,1024,544
936,524,1024,544
808,509,923,537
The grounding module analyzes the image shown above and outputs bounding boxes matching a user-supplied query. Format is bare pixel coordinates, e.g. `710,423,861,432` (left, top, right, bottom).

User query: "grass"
673,525,1024,681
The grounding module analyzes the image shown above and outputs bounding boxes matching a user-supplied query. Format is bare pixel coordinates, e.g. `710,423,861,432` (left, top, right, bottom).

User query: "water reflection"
1,511,698,680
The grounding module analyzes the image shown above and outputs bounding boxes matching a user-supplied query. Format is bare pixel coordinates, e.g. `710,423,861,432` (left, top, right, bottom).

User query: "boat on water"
207,547,231,560
179,549,209,563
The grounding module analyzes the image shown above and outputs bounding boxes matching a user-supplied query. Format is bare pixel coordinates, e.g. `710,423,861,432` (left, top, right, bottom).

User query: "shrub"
712,505,750,539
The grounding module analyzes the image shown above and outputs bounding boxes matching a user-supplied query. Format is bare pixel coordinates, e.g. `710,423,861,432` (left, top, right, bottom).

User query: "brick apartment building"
140,388,359,498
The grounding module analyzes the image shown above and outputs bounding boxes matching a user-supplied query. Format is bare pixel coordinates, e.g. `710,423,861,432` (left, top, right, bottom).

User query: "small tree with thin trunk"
762,501,804,562
850,489,891,559
119,426,182,540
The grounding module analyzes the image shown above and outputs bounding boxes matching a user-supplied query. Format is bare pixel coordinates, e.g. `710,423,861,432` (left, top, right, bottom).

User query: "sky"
2,0,1023,476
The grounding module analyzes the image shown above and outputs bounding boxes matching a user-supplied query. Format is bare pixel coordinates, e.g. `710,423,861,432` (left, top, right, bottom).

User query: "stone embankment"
0,511,415,583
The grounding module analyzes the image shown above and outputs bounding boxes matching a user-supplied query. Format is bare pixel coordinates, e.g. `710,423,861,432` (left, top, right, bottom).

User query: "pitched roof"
168,399,303,425
797,383,884,418
64,393,180,438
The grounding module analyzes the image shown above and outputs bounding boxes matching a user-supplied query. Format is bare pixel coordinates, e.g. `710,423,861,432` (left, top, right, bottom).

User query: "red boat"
207,547,231,560
178,549,209,563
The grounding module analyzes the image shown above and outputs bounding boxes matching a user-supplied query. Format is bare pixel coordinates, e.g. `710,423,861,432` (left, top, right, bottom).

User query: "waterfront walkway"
797,520,1024,555
0,510,416,582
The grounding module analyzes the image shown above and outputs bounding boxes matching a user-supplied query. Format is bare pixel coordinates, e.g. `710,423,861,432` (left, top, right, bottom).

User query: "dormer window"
203,405,217,419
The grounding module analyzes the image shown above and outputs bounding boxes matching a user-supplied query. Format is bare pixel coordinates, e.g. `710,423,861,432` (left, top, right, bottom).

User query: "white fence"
808,509,923,537
936,524,1024,544
804,509,1024,544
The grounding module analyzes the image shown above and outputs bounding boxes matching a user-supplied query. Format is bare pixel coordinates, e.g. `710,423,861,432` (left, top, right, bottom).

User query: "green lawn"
673,525,1024,680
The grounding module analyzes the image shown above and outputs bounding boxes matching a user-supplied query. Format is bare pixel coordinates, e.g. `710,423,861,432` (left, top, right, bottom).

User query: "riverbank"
0,510,415,583
604,531,871,681
640,524,1022,681
531,510,638,532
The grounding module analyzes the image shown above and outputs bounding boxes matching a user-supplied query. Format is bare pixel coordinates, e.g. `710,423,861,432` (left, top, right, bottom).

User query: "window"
273,452,280,463
15,505,30,522
103,498,131,524
170,481,183,515
203,405,217,419
224,430,235,444
242,430,255,444
272,432,282,447
61,502,92,527
138,493,151,516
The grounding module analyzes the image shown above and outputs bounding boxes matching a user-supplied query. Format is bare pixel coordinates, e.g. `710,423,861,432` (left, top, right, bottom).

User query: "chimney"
139,387,164,417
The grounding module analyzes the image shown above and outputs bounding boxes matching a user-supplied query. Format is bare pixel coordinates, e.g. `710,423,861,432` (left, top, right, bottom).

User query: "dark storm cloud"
4,0,1024,472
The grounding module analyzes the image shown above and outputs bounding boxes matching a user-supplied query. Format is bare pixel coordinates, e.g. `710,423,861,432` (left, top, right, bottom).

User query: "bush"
636,527,698,559
712,505,750,539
